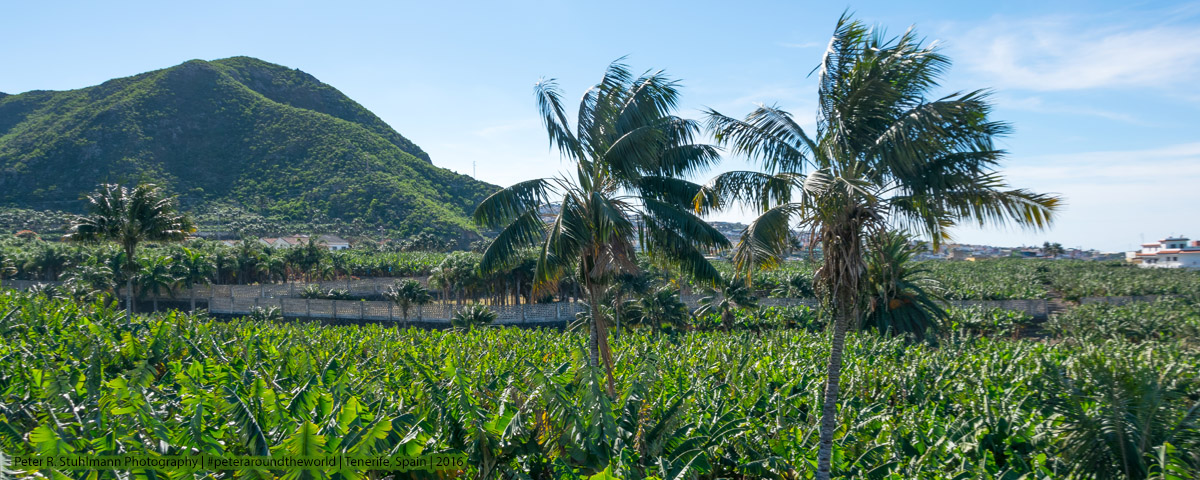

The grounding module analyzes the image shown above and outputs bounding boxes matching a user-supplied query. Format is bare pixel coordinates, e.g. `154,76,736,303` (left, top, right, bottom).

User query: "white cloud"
953,17,1200,91
995,94,1147,124
960,142,1200,251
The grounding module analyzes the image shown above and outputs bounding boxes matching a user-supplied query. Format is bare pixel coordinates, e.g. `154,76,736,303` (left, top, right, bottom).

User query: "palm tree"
67,183,193,316
256,254,286,284
283,236,329,282
385,279,432,325
474,61,728,394
1042,241,1065,258
61,261,115,305
431,252,479,306
233,239,265,284
697,16,1061,479
861,230,947,338
605,272,652,338
696,277,759,331
135,255,179,313
631,287,690,335
22,242,70,281
451,304,498,330
173,247,216,312
214,248,239,284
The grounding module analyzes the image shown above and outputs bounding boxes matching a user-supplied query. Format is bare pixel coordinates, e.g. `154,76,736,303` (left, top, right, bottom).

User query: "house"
317,234,350,251
258,234,351,252
1133,236,1200,269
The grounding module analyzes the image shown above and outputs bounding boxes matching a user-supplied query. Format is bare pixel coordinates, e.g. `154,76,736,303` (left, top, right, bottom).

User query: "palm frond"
695,170,800,215
705,106,815,174
642,222,723,286
731,203,801,279
479,210,547,274
535,78,583,162
642,198,730,250
473,178,552,228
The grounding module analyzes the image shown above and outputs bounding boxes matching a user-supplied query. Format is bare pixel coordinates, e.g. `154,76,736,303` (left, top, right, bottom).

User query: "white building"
257,234,351,252
1134,236,1200,269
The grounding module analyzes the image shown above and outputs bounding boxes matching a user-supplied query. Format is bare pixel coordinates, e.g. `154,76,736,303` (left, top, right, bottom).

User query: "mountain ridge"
0,56,493,240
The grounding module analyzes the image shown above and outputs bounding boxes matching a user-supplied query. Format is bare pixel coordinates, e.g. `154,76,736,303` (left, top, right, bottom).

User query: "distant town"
182,224,1197,269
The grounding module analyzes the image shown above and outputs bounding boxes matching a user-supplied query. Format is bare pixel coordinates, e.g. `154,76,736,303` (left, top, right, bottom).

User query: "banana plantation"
1,12,1199,480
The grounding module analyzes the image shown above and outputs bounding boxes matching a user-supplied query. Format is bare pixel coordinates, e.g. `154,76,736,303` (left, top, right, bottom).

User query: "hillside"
0,57,494,240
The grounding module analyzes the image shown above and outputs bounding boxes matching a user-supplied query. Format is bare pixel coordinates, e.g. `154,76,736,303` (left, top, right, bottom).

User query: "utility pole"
473,161,476,178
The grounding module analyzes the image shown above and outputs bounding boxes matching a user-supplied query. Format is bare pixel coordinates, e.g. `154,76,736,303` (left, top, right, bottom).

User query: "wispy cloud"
1008,142,1200,183
953,16,1200,91
995,94,1147,124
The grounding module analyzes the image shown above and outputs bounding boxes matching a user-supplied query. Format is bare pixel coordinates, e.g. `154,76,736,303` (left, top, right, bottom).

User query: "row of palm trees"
475,15,1060,478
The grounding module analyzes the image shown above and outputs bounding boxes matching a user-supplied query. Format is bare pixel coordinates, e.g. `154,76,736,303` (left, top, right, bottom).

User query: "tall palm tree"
1042,241,1065,258
697,16,1061,479
696,277,759,331
431,252,479,306
173,247,216,312
67,183,193,316
283,236,329,282
256,254,287,284
233,239,265,284
474,61,728,394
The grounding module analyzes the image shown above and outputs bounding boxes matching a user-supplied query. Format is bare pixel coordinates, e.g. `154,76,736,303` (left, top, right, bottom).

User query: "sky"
2,0,1198,252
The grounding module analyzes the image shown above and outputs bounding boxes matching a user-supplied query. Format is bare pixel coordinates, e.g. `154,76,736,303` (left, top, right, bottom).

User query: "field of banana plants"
1047,297,1200,346
2,290,1198,479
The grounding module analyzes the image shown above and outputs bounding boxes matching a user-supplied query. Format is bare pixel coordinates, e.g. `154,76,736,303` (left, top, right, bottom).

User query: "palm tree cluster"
479,14,1060,478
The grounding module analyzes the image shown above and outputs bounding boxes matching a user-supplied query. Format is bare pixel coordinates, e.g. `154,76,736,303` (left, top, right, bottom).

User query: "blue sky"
3,0,1198,252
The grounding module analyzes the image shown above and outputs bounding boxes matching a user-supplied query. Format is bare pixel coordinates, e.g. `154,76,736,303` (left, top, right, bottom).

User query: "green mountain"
0,57,494,240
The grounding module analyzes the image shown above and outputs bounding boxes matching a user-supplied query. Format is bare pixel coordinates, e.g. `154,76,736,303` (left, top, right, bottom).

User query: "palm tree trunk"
816,223,865,480
613,301,622,340
126,277,134,316
190,288,196,313
153,297,159,312
816,309,850,480
586,282,616,396
587,311,599,365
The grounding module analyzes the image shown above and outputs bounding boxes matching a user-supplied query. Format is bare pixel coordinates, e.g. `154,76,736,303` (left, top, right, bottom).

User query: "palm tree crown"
474,60,730,393
385,279,432,324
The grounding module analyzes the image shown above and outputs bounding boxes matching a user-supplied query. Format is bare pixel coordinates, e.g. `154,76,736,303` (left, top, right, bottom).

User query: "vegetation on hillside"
0,57,494,241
